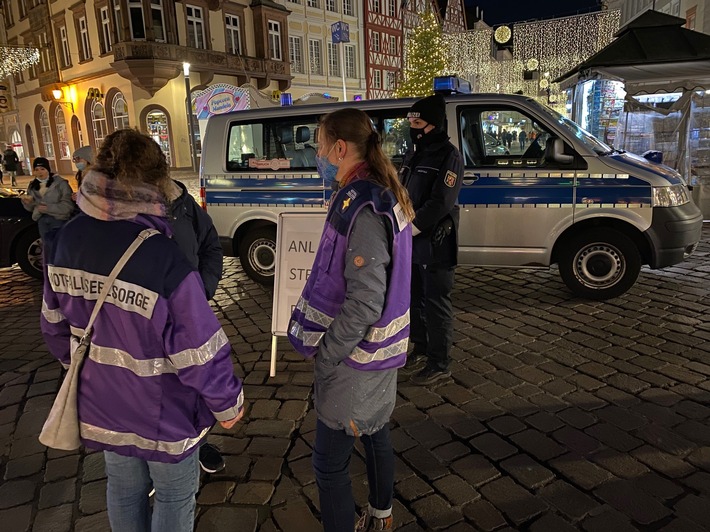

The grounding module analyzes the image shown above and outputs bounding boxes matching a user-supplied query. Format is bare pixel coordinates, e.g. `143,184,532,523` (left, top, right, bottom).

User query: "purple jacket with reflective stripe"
41,214,243,463
288,177,412,371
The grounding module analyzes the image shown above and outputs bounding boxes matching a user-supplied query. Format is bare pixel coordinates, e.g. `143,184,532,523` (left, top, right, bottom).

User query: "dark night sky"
464,0,602,25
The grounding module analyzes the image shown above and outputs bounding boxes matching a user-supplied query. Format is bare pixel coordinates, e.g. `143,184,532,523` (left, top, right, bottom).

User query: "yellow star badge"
342,197,351,211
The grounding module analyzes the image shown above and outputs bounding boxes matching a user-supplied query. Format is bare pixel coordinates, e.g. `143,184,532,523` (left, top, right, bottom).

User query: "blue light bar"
433,76,472,95
280,93,293,106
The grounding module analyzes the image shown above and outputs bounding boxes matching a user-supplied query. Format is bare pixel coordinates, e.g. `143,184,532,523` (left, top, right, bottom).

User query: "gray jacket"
313,207,398,436
24,175,74,239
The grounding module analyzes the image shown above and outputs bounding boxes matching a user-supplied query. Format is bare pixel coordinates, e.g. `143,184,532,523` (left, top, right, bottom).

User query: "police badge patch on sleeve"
444,170,457,188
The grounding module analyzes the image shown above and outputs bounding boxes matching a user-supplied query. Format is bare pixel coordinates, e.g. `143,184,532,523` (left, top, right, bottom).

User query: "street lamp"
51,88,74,113
183,62,198,172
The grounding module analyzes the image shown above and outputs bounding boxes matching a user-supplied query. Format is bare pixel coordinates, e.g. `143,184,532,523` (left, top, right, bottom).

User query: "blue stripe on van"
206,190,326,205
459,175,574,205
574,185,651,205
609,154,684,185
205,177,324,189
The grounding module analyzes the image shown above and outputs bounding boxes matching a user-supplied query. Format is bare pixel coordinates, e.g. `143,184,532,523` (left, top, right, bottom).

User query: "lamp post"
183,62,198,172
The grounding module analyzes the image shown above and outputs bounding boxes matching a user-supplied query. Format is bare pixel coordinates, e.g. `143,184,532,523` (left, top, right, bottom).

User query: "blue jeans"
104,450,200,532
312,420,394,532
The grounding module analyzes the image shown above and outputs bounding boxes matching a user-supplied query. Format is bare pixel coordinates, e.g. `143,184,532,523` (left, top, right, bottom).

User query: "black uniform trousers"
409,263,456,371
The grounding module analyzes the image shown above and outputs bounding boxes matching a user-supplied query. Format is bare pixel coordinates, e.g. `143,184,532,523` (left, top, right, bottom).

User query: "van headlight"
652,185,690,207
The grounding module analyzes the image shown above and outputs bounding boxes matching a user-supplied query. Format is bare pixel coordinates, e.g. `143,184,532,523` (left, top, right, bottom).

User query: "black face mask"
409,126,427,144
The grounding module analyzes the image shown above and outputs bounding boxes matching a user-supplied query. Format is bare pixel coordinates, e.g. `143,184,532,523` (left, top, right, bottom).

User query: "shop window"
146,110,171,166
39,108,54,158
55,107,71,160
92,101,109,146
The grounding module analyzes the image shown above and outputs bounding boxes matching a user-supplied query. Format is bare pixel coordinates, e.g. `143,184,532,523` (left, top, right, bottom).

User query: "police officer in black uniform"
400,93,464,385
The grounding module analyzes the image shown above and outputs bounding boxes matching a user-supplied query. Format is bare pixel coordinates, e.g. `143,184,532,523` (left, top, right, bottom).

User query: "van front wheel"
558,229,641,300
239,226,277,285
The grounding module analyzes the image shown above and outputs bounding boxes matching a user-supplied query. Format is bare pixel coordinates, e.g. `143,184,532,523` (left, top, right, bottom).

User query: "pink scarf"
77,170,167,221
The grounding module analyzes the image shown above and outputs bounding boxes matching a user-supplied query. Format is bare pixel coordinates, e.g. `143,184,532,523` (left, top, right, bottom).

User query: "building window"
19,0,27,19
268,20,282,60
373,69,381,89
387,0,395,17
151,0,166,42
186,5,206,49
326,0,337,12
39,109,54,158
344,44,355,78
3,0,14,26
112,92,130,130
289,36,303,73
390,35,396,55
307,0,320,7
309,38,322,75
38,32,52,72
327,42,339,77
92,101,109,146
55,107,70,160
114,2,124,42
27,40,37,79
373,0,380,13
128,0,146,40
342,0,353,16
385,71,395,91
686,6,697,30
225,14,242,55
100,7,112,54
79,16,92,60
371,32,380,52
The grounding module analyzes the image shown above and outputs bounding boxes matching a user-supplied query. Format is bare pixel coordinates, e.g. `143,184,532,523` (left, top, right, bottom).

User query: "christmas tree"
395,9,449,98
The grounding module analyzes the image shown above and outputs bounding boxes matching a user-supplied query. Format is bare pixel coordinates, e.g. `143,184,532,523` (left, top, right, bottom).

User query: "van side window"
381,117,411,168
227,117,320,171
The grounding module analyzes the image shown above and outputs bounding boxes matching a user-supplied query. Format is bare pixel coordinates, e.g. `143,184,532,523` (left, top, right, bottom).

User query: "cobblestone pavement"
1,216,709,531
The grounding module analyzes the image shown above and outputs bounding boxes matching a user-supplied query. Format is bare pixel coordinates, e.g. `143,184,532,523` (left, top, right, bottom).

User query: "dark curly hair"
93,129,172,199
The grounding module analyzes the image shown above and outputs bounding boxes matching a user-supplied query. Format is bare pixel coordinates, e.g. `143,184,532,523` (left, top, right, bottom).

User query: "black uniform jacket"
399,130,464,266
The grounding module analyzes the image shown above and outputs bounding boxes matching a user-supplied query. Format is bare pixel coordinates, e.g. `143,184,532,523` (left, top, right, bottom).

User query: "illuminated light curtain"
0,45,40,78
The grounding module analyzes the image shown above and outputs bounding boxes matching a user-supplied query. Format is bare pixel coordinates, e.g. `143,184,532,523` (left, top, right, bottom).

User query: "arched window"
55,107,71,159
39,108,54,158
10,130,24,161
92,100,108,146
112,92,130,130
145,109,171,166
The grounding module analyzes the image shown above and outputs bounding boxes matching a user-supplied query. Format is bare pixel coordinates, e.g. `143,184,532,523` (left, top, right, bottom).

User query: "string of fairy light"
441,10,620,109
0,45,40,79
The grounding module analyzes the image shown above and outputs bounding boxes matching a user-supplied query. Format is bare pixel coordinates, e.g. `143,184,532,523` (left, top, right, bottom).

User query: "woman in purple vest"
288,108,414,531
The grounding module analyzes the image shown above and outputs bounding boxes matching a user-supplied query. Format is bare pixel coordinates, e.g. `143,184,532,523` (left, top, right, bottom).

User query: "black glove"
432,217,453,247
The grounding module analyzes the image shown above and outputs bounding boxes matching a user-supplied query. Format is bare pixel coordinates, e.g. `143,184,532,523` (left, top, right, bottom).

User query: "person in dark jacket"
288,108,414,531
167,178,225,472
41,129,244,532
3,145,20,186
21,157,74,241
400,93,464,385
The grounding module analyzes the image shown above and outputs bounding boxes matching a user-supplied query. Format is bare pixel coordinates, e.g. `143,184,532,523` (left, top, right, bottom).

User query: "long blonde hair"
319,108,415,221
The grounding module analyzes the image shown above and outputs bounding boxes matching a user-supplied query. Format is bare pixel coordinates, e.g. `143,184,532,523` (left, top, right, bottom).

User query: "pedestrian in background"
21,157,74,241
400,93,464,385
518,130,527,151
288,108,413,531
41,129,245,532
3,145,20,186
167,177,225,472
72,146,94,201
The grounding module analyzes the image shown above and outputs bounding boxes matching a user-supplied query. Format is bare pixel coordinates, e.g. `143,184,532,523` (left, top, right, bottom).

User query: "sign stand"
270,211,327,377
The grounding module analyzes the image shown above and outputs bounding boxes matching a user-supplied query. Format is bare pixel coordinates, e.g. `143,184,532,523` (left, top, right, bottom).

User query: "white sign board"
270,212,327,374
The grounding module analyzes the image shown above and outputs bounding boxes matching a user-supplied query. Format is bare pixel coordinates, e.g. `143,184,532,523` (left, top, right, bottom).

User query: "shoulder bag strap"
82,228,160,339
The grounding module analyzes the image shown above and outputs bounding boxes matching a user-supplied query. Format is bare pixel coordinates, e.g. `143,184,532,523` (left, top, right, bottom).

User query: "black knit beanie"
33,157,51,172
407,93,446,129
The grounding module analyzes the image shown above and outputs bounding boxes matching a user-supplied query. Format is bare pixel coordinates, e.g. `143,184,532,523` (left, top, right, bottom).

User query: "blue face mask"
76,162,87,171
316,144,339,188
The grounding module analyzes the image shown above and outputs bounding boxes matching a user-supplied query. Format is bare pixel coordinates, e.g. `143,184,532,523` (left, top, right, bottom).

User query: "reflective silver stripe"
364,310,410,343
89,344,177,376
289,322,325,346
350,337,408,365
41,300,66,324
304,304,335,328
212,389,245,421
80,422,209,455
70,326,85,337
168,329,228,370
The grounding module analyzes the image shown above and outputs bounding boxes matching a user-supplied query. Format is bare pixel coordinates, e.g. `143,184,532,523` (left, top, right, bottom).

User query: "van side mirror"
550,138,573,164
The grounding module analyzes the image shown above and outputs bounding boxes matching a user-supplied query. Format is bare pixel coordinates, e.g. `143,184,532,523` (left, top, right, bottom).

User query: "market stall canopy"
555,10,710,95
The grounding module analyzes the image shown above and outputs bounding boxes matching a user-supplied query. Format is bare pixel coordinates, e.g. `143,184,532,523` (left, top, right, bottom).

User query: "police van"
200,77,702,300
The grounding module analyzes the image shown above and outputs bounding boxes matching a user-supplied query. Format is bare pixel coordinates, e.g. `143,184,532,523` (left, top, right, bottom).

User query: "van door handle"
463,172,479,185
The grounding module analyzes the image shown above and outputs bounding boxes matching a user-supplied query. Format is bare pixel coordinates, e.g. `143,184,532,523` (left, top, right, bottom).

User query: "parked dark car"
0,188,42,279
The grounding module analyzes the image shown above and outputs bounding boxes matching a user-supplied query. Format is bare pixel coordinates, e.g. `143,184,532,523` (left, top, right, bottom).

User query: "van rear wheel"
558,229,641,300
239,226,277,285
16,228,43,280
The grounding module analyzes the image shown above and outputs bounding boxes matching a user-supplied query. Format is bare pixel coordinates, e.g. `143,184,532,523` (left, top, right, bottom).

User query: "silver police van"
201,78,702,300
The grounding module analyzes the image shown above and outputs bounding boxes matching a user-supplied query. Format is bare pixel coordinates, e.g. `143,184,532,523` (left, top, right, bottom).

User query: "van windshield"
531,102,613,155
